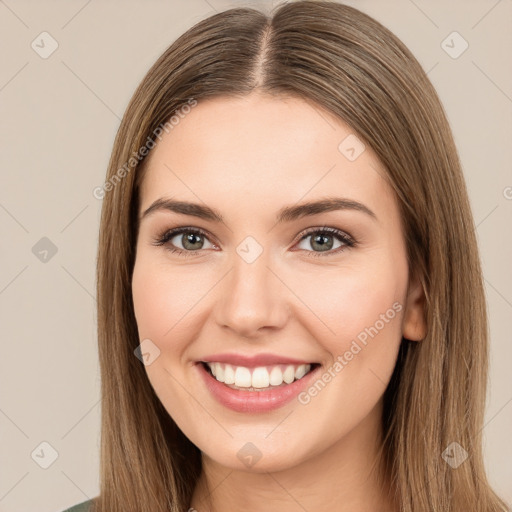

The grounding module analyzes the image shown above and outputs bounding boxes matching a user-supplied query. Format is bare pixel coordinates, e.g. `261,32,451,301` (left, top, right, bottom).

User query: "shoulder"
60,498,95,512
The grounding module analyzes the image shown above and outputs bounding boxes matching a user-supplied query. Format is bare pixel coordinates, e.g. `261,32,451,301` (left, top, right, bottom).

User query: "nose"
213,250,290,339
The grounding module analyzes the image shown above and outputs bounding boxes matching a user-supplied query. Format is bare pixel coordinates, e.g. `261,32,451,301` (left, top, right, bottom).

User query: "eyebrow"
140,197,377,224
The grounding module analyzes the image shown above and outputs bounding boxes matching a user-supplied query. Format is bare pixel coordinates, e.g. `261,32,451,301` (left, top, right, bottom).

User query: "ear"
402,271,427,342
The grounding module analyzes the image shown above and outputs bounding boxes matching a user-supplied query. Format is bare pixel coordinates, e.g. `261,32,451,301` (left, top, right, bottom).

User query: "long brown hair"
95,1,509,510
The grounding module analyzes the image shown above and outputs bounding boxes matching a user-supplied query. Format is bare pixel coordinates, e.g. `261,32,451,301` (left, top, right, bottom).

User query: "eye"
294,227,355,257
152,227,216,256
152,225,356,258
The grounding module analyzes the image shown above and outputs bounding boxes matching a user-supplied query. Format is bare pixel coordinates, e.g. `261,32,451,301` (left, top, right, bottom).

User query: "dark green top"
61,498,94,512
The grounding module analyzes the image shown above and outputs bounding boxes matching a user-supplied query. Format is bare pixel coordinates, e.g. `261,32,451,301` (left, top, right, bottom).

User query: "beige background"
0,0,511,511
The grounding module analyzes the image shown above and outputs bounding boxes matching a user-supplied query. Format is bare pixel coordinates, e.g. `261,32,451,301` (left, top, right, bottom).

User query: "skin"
131,93,426,512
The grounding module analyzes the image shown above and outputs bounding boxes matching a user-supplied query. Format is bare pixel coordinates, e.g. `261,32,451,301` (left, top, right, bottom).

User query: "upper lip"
199,353,317,367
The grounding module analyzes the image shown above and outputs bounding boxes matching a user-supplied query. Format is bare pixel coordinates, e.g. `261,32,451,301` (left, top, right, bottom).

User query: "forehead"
138,93,396,225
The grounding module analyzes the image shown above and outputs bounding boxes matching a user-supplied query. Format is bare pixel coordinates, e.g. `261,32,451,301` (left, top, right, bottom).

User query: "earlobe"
402,273,427,342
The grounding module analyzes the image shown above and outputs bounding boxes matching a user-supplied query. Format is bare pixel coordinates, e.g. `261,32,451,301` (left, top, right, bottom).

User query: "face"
131,93,425,473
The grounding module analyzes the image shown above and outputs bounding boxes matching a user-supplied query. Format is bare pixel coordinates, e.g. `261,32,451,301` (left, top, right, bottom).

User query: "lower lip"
196,362,321,413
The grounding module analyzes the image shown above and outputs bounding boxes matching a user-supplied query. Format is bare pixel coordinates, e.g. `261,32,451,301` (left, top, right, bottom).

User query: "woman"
63,1,509,511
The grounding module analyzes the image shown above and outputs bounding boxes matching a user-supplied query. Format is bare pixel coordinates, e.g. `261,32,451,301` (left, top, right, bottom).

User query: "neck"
189,400,397,512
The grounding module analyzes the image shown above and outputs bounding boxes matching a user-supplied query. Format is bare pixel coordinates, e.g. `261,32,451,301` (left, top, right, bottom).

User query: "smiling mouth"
200,361,321,391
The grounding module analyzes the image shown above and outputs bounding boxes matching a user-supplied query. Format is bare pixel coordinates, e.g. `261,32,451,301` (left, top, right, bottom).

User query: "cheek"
131,256,207,419
335,272,403,348
132,261,167,339
300,255,406,410
286,252,406,404
131,255,210,342
289,257,405,347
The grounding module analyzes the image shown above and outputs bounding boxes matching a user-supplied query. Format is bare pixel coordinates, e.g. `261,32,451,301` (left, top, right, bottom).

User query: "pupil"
313,234,333,252
183,233,203,250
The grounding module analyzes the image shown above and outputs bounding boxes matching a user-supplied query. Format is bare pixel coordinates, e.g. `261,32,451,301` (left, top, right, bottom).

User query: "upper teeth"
206,362,312,389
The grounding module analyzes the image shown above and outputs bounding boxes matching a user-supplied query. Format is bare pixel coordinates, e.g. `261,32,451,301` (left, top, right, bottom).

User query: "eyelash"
152,226,356,258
